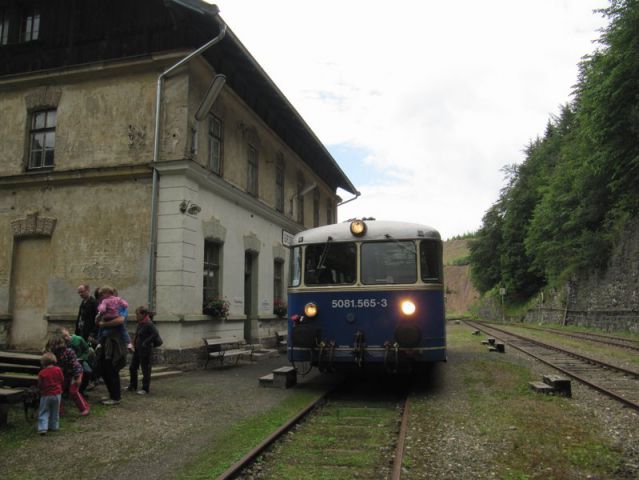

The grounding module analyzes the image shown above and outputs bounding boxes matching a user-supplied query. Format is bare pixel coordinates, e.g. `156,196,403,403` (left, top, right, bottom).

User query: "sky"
213,0,609,239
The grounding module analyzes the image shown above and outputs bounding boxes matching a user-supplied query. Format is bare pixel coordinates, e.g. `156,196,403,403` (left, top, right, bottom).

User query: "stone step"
543,374,572,397
259,373,275,387
0,372,38,388
0,362,40,374
251,348,279,359
529,381,555,394
0,351,41,366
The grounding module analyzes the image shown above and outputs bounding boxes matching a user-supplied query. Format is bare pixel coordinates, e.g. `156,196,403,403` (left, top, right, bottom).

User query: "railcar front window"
289,247,301,287
304,242,356,285
361,241,417,284
420,239,442,282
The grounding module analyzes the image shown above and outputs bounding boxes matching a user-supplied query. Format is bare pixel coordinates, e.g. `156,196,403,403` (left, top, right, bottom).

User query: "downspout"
147,19,227,310
337,190,361,207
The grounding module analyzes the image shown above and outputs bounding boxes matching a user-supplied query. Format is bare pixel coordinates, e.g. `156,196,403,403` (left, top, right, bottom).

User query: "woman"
94,286,129,405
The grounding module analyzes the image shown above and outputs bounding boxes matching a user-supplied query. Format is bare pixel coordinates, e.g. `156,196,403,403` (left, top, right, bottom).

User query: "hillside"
443,239,479,316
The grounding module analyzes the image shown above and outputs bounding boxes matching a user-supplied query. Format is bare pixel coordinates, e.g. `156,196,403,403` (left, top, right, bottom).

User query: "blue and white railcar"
287,219,446,373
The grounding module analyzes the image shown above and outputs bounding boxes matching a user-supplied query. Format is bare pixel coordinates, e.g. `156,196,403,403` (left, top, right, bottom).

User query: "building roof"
0,0,357,195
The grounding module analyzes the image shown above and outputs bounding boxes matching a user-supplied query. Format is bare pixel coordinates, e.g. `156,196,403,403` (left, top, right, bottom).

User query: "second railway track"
466,320,639,411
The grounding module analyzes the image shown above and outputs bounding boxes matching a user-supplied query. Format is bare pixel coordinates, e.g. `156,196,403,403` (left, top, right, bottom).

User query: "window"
304,242,357,285
361,241,417,285
247,144,258,196
288,247,301,287
203,241,221,304
273,258,284,309
21,8,39,42
313,189,320,227
296,174,305,224
0,9,9,45
275,156,285,213
420,240,442,282
208,114,222,174
28,109,56,170
326,199,334,224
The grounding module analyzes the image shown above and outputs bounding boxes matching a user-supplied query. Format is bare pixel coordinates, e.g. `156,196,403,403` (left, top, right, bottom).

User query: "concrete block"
487,337,496,345
273,366,297,388
529,381,555,394
543,375,572,397
496,342,505,353
259,373,274,387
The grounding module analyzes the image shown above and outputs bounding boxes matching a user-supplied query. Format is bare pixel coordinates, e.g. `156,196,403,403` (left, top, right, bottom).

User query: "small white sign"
499,288,506,296
282,230,295,247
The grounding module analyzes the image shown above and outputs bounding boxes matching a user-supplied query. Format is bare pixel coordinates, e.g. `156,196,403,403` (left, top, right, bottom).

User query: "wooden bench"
275,330,288,353
0,388,25,427
203,337,254,368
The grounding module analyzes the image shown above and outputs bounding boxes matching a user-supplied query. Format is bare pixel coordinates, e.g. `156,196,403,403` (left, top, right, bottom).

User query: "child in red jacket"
37,352,64,434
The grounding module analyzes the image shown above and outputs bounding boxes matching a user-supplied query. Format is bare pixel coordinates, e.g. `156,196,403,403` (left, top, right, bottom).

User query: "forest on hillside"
469,0,639,303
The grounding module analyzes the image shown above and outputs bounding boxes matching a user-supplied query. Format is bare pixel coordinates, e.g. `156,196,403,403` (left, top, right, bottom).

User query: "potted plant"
203,298,230,319
273,298,287,318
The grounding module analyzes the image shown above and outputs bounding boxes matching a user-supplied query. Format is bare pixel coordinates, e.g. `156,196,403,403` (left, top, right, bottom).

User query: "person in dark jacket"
127,306,161,395
75,284,98,344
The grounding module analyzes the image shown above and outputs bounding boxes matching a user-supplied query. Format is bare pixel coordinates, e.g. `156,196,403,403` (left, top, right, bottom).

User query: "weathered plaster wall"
0,177,152,347
188,60,337,230
0,69,157,175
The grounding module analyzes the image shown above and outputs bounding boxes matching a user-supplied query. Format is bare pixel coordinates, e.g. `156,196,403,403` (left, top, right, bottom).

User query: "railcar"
287,218,446,374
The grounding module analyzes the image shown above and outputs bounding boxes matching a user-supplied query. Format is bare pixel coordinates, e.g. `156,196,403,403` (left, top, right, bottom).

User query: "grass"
404,324,624,479
176,389,320,479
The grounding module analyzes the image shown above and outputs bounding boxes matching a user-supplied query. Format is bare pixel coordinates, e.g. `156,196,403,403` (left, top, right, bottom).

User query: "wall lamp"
179,200,202,215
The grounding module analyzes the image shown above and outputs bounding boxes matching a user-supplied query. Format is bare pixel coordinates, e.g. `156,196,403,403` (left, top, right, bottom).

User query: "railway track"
222,380,412,480
513,324,639,351
465,320,639,411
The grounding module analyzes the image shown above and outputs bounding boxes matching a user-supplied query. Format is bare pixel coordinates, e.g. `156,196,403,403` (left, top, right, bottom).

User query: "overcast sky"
214,0,608,239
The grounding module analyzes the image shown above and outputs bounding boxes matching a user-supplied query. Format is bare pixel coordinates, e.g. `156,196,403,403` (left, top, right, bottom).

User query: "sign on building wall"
282,230,295,247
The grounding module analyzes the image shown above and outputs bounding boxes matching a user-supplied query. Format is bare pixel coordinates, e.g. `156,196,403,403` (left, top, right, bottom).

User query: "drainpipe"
337,190,361,207
147,17,227,310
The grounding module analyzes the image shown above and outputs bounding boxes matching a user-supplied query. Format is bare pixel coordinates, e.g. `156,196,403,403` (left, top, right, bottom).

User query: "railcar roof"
292,220,441,245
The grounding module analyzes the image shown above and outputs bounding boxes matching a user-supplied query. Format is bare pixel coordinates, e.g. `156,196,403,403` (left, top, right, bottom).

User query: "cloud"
214,0,608,238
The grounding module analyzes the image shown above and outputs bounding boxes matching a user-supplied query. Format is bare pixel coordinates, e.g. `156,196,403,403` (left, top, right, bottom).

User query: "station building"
0,0,357,358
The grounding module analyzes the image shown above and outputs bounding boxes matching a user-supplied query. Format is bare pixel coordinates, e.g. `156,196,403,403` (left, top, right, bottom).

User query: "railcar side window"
361,241,417,284
420,240,442,282
304,242,356,285
289,247,301,287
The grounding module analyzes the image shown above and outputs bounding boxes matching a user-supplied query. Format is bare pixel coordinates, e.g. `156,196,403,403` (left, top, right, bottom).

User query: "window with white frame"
275,156,284,213
20,7,39,42
313,188,320,227
208,114,222,174
0,9,9,45
273,259,284,314
28,109,56,170
296,174,305,224
203,241,221,304
326,199,334,224
247,144,258,196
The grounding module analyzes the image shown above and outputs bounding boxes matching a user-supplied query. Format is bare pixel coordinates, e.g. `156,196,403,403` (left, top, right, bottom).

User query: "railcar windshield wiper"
316,236,333,270
384,234,416,255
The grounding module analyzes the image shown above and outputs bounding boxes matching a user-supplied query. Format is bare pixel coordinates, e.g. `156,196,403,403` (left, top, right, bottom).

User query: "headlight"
350,219,367,236
304,302,318,317
400,300,416,316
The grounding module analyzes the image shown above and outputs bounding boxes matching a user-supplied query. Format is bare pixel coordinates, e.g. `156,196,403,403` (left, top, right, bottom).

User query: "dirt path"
1,355,329,480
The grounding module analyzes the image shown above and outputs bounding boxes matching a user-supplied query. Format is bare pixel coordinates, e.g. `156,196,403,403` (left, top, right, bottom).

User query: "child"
95,286,132,348
37,352,64,434
58,327,94,395
45,334,90,416
127,306,161,395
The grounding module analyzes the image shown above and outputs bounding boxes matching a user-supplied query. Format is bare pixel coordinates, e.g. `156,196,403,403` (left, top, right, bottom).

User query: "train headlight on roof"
400,300,416,316
304,302,318,318
350,219,367,236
